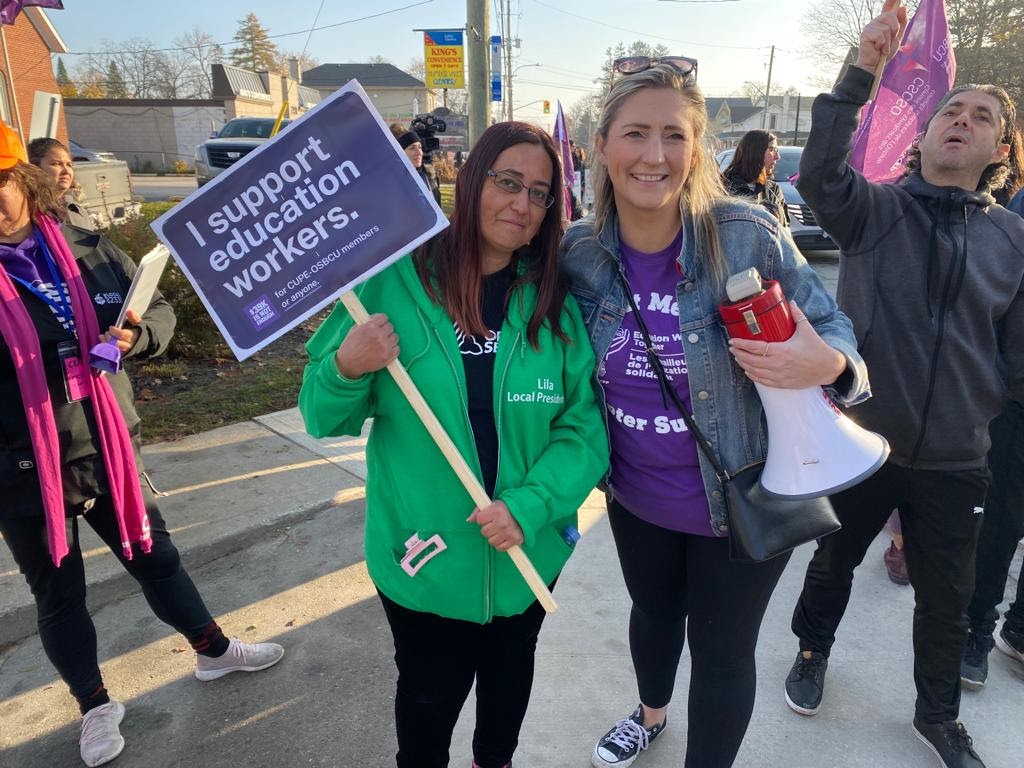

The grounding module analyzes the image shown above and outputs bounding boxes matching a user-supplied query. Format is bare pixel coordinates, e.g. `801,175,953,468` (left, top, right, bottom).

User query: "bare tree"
74,38,170,98
173,28,223,98
801,0,891,71
801,0,1023,106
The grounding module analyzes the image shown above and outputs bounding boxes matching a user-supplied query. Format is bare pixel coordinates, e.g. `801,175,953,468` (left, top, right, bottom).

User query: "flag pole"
868,0,903,101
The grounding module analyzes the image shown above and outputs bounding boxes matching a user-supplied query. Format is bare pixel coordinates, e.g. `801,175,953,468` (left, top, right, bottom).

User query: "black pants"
0,487,215,708
608,498,791,768
378,589,548,768
791,462,988,723
967,400,1024,639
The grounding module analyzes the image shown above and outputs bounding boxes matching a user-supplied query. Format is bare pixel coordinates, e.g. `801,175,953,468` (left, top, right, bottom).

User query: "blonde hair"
590,65,726,280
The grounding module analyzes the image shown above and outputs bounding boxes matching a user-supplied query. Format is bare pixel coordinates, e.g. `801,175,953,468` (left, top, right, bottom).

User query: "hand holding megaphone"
718,268,889,499
728,302,848,390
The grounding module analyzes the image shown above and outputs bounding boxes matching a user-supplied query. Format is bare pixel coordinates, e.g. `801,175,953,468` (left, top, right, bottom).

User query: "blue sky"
50,0,834,126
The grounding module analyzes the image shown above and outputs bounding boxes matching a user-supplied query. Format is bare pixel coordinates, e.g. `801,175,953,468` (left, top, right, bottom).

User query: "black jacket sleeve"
795,66,902,253
100,237,176,360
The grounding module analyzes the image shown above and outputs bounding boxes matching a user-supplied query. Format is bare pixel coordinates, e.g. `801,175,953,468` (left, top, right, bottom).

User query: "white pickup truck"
72,160,141,229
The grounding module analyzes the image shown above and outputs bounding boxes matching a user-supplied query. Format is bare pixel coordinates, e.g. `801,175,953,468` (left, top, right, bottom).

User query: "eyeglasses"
612,56,698,83
486,169,555,209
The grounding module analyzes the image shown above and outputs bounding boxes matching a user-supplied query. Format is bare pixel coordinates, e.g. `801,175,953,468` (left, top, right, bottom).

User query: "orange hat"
0,123,28,171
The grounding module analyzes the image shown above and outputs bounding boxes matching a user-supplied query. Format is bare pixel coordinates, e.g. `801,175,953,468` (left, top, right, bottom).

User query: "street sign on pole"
490,35,502,102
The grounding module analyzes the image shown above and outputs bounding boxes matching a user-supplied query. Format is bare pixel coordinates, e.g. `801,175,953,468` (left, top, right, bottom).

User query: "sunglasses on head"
612,55,698,82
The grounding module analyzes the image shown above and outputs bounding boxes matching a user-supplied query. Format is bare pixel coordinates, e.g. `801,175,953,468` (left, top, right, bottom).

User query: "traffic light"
543,100,550,114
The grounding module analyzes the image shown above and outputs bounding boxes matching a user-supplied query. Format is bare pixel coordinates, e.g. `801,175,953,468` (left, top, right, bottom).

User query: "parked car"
194,117,290,187
68,139,118,163
716,146,835,252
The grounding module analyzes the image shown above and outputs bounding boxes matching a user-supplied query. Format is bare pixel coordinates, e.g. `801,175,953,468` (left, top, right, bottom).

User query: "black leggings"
608,498,790,768
379,590,547,768
0,487,216,710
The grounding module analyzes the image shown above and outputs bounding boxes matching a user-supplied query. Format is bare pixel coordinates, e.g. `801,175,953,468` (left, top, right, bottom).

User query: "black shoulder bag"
620,275,840,562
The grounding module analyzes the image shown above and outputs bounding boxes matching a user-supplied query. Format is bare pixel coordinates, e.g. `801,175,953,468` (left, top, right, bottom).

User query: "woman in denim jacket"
559,62,869,768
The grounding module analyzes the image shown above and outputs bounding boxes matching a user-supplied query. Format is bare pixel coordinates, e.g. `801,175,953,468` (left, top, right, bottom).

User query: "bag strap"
619,271,732,482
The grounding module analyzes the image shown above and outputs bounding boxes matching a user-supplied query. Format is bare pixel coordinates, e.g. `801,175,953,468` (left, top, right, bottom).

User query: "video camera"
411,112,447,163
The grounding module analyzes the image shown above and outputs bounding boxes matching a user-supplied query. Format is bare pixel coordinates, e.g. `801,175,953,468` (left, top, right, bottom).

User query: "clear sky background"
51,0,841,126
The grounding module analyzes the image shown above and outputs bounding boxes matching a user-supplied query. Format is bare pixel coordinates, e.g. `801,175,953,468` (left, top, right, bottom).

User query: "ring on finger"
762,342,769,357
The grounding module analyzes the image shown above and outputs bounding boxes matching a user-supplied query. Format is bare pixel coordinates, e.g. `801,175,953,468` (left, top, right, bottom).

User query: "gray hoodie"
798,66,1024,469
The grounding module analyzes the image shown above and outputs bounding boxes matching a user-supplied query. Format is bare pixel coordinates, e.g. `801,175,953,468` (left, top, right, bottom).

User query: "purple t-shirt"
599,230,714,535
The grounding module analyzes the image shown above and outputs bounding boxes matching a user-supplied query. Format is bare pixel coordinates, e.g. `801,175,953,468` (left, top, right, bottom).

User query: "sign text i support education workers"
151,81,448,360
424,29,465,89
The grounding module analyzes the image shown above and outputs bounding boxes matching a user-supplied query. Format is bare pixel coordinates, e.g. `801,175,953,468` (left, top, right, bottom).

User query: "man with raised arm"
782,1,1024,766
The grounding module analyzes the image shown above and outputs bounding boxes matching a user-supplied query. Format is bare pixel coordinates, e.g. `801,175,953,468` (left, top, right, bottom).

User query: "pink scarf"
0,215,151,566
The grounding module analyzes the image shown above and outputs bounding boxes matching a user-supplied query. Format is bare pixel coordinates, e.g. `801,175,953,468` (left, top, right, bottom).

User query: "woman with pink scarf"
0,125,284,768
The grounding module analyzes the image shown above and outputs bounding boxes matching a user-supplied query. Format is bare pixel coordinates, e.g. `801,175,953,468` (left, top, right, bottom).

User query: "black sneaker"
995,624,1024,664
591,705,666,768
785,650,828,715
912,719,986,768
960,630,992,691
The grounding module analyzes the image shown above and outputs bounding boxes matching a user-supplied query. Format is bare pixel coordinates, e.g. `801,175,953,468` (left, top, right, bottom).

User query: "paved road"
806,250,840,295
132,175,198,202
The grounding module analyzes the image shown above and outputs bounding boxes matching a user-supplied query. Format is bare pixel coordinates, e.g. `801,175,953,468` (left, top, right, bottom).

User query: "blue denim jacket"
560,199,870,534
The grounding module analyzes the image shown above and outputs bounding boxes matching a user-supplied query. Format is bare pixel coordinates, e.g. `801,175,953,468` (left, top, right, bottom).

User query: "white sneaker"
80,700,125,767
194,637,284,681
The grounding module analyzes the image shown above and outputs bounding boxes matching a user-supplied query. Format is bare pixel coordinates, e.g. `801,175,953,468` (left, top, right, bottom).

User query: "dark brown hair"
903,84,1024,199
0,162,66,222
413,121,569,348
723,129,777,183
27,137,70,166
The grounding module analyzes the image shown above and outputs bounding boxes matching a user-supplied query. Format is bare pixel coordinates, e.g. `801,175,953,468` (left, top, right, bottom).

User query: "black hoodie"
797,66,1024,469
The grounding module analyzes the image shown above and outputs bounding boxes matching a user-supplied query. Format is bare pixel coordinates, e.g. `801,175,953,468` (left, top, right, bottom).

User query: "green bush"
102,202,227,359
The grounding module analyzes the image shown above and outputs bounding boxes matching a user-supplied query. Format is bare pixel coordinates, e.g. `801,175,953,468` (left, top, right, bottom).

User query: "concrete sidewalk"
1,408,1021,767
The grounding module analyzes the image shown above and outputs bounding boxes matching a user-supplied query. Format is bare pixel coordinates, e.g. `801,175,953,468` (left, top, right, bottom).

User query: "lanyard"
10,231,77,335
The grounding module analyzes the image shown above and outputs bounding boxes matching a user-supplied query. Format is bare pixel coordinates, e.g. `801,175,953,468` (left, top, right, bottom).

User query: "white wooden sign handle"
340,291,558,613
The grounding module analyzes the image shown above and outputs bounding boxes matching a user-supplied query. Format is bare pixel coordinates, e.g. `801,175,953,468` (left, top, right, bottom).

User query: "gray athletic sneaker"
80,700,125,767
195,637,284,681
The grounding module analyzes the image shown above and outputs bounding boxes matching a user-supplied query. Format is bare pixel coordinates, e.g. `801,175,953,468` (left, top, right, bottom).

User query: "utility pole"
761,45,775,130
466,0,490,147
505,0,514,121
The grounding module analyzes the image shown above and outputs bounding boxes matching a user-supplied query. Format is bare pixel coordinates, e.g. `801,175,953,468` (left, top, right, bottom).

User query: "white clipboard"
116,244,171,327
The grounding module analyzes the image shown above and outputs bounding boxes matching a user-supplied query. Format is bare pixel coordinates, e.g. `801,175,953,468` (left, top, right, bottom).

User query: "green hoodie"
299,254,608,623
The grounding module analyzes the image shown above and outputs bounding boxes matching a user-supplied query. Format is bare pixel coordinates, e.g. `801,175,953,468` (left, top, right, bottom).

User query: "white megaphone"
719,269,889,499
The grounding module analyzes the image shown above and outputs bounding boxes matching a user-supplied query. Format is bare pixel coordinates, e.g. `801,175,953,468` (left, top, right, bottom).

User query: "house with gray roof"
705,95,813,147
302,63,437,124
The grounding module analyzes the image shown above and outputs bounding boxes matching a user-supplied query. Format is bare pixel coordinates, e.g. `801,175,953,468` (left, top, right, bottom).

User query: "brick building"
0,6,68,144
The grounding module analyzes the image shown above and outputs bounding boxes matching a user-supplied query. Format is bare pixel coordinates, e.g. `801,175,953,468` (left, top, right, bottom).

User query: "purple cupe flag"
1,0,63,24
849,0,956,183
551,100,575,217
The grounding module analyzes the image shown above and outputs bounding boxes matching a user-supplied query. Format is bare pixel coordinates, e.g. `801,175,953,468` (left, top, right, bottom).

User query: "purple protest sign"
850,0,956,183
152,81,447,359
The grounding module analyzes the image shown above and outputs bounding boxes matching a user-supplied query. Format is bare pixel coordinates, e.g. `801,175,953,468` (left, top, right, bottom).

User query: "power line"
62,0,435,56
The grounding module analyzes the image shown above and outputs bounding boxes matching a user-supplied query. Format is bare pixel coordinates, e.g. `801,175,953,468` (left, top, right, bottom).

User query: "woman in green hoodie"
300,121,608,768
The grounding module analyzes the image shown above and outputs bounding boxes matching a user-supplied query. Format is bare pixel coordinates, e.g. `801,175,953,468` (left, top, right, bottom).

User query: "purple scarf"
0,215,150,566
